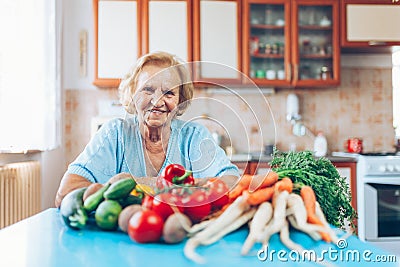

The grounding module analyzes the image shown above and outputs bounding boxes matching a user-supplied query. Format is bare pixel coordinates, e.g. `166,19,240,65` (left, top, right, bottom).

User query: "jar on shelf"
265,43,272,54
259,43,266,54
320,66,332,80
265,8,273,25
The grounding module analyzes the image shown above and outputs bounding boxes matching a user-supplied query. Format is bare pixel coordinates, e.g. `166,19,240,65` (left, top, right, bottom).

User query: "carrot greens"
270,150,357,230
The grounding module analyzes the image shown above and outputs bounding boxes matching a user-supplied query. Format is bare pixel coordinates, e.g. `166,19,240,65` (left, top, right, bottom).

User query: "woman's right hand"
55,173,92,208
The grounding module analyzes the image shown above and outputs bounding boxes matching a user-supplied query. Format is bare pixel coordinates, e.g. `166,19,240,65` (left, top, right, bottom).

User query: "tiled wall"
64,67,395,165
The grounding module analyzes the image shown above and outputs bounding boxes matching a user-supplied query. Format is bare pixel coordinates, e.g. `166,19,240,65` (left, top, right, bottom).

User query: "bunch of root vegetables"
183,171,345,264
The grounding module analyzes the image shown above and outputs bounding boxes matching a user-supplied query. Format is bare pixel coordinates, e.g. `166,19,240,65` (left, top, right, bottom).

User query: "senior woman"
55,51,240,208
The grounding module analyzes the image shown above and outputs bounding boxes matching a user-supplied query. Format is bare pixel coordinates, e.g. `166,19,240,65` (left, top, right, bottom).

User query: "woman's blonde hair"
118,51,194,115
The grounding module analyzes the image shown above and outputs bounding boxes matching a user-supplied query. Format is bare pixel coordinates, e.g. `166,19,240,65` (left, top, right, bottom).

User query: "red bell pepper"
161,164,194,185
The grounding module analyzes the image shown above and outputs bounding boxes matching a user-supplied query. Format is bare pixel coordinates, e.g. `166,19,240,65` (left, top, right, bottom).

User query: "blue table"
0,209,398,267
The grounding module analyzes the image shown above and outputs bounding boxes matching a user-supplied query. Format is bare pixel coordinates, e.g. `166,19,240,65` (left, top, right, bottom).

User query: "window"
0,0,60,152
393,50,400,137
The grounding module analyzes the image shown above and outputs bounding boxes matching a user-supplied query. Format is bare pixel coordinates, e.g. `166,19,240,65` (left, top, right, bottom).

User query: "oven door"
364,182,400,241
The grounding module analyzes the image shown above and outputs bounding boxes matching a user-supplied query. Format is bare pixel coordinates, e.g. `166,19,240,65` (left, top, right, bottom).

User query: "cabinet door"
193,0,242,84
233,162,251,175
142,0,192,62
93,0,141,88
251,162,271,175
292,0,340,87
341,0,400,47
334,162,357,211
243,0,291,87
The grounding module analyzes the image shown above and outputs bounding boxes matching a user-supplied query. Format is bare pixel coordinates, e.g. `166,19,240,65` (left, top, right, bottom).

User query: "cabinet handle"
368,41,387,46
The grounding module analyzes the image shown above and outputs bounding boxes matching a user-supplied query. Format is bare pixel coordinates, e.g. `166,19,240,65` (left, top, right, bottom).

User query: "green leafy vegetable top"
270,150,357,230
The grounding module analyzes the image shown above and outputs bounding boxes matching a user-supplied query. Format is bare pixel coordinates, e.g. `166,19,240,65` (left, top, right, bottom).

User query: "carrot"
300,185,331,242
274,177,293,193
243,186,275,206
238,174,254,188
228,184,246,200
229,171,279,200
228,174,253,200
247,171,279,192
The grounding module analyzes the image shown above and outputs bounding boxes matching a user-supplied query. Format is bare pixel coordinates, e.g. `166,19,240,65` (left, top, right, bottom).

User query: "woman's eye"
142,86,154,94
164,90,175,96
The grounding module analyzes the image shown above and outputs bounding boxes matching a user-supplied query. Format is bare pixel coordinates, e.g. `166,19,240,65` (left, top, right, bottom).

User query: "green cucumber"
60,187,88,229
118,194,142,208
83,183,110,212
103,177,136,200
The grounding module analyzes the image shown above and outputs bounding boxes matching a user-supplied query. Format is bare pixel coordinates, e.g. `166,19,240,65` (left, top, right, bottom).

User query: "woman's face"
134,64,181,128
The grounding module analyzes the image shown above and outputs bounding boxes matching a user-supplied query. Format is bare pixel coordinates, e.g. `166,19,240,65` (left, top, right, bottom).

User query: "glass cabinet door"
244,0,291,86
292,0,340,87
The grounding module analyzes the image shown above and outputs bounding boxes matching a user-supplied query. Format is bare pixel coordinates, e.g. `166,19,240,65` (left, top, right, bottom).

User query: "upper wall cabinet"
341,0,400,48
192,0,242,84
243,0,340,88
93,0,141,88
142,0,192,62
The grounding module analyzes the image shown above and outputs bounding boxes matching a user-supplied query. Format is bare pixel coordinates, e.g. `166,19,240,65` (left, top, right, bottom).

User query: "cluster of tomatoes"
127,176,229,244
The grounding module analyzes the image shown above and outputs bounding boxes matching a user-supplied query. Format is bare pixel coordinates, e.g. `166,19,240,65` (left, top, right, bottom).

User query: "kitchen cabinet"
192,0,242,84
233,161,251,175
333,161,357,211
341,0,400,48
93,0,141,88
142,0,192,62
242,0,340,88
93,0,243,88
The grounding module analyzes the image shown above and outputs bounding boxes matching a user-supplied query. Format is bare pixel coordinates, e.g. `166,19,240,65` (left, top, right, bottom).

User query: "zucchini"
103,177,136,200
59,187,88,229
83,183,110,212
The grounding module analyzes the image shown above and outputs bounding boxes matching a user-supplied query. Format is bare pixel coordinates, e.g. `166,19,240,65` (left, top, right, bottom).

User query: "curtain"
0,0,60,151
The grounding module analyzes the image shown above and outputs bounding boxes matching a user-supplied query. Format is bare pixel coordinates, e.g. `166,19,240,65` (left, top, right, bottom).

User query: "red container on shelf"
346,138,363,153
250,36,259,55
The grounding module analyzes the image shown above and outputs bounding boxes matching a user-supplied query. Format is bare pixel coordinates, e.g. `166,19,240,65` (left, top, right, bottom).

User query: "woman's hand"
55,173,92,208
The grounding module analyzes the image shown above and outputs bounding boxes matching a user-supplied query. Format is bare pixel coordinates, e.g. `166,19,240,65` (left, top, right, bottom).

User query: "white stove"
334,152,400,256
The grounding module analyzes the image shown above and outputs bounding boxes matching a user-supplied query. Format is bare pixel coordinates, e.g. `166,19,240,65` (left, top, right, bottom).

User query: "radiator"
0,161,41,229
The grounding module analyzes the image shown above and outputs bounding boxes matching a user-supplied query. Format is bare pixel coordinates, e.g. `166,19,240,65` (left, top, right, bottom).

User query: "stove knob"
387,164,394,172
379,164,387,172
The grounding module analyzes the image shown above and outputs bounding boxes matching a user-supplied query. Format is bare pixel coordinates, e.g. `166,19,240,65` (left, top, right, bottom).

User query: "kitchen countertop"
230,153,357,163
0,208,397,267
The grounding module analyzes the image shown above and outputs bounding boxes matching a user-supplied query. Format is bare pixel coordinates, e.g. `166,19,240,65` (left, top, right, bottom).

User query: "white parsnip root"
184,195,251,264
259,190,289,246
315,201,340,244
241,202,273,255
181,172,343,266
286,193,324,241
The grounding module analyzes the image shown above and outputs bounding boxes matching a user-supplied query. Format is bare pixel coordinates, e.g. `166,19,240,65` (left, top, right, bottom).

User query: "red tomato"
205,178,229,210
141,195,154,210
128,210,164,243
182,190,211,223
142,193,183,221
151,193,183,221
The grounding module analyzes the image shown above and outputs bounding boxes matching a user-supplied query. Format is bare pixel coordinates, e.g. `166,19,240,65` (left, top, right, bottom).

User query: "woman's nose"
150,89,164,106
